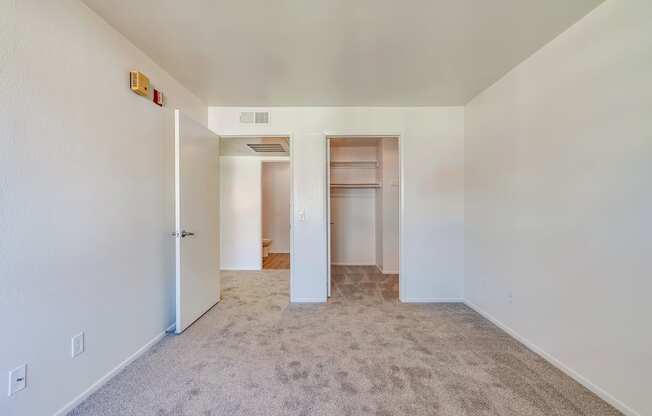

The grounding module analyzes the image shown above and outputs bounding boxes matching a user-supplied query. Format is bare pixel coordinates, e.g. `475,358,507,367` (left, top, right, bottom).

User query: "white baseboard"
53,323,175,416
291,297,326,303
401,297,464,303
464,301,640,416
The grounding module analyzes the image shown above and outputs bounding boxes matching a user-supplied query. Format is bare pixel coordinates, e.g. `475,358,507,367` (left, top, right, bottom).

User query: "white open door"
326,137,332,297
174,110,220,334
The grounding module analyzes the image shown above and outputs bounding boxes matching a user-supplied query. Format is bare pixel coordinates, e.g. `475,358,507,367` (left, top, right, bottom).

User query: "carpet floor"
330,265,398,302
69,269,621,416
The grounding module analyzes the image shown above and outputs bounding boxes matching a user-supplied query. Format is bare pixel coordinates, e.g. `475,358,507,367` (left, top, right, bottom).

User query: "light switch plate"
8,364,26,396
71,332,85,358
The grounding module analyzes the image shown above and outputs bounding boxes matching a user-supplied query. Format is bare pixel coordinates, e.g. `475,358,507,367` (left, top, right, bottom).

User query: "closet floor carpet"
69,270,621,416
331,265,399,302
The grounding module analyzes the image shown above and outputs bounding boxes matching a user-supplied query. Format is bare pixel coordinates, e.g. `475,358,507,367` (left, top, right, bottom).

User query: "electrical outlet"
8,365,26,396
507,291,513,305
71,332,85,358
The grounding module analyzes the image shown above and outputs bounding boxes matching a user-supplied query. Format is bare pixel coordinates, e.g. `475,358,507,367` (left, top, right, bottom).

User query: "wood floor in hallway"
263,253,290,269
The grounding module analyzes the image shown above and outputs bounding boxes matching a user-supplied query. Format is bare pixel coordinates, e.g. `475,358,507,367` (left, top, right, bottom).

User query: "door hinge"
171,231,195,238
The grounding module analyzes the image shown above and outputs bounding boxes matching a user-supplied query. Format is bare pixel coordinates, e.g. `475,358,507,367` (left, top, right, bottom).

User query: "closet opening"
327,136,401,302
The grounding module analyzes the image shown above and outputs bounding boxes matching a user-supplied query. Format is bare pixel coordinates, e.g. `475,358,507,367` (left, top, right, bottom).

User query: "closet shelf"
330,183,381,188
330,160,379,168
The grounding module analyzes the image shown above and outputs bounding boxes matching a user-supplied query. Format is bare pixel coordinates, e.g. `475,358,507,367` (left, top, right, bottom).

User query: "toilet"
262,239,272,258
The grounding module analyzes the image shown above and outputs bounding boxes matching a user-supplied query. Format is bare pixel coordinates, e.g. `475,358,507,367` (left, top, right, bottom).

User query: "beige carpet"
69,269,621,416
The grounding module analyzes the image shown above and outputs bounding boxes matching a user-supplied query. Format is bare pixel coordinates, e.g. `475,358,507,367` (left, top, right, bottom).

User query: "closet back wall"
330,140,379,266
331,189,377,265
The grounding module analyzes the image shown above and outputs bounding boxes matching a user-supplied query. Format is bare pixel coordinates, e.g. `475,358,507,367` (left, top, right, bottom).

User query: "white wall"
220,157,262,270
380,138,400,273
262,162,290,253
209,107,465,302
0,1,207,415
464,1,652,415
331,188,377,265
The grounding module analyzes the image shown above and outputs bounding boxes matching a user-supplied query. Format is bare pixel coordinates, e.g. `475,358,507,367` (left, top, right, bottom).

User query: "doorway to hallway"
218,135,293,292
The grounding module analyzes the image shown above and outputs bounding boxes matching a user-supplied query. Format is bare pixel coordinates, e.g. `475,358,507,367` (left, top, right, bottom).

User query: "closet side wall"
375,144,384,270
381,139,400,273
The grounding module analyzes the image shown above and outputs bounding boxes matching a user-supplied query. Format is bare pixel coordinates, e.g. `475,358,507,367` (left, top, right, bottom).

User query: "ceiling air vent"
240,111,255,124
255,111,269,124
240,111,270,124
247,143,285,153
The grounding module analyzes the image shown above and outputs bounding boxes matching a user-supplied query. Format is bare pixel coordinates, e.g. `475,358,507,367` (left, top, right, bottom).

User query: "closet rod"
330,160,379,168
330,183,381,188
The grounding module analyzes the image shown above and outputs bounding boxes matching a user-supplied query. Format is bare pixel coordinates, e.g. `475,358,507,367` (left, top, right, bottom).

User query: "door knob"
181,230,195,238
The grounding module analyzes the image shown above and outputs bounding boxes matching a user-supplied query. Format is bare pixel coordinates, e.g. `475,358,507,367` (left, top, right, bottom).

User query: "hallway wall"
220,157,291,270
220,157,262,270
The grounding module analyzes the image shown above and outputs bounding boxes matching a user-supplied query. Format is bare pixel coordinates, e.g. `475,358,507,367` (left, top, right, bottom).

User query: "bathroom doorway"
262,161,291,270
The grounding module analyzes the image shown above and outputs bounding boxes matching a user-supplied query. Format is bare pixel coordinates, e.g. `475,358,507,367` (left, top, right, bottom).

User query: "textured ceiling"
83,0,604,106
